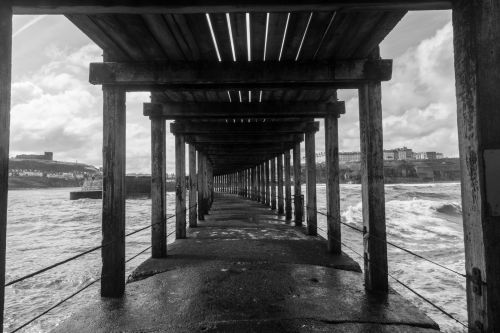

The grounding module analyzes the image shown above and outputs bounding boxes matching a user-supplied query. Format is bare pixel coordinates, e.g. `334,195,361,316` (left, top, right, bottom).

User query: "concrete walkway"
53,194,440,333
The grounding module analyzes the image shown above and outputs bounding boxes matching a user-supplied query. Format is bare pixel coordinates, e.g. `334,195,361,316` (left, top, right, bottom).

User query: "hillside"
8,158,99,189
9,158,99,174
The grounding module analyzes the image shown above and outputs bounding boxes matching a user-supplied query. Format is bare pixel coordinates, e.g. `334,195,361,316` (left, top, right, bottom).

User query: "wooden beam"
265,160,270,206
277,154,284,215
453,1,500,330
175,135,186,239
12,0,450,14
188,144,197,228
144,101,345,119
150,117,167,258
170,121,319,135
305,130,317,236
359,78,388,292
0,5,11,328
101,86,126,297
293,143,303,226
270,157,277,210
284,150,292,221
325,112,341,254
197,151,205,221
186,134,303,144
90,60,393,88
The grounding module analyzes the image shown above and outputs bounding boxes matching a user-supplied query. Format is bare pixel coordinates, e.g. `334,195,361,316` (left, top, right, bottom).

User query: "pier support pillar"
265,160,270,206
359,52,388,293
326,110,342,254
101,86,126,297
277,154,284,215
260,164,265,203
0,5,12,326
175,135,186,239
453,1,500,330
293,143,303,226
271,158,277,210
150,117,167,258
305,130,318,236
251,167,256,200
284,150,292,221
197,151,205,221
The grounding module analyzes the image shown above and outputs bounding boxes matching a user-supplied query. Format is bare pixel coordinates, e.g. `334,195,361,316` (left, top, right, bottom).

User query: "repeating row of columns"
0,2,499,330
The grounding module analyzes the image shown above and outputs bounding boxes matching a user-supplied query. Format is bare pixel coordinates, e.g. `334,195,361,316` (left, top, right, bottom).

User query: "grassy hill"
9,158,99,174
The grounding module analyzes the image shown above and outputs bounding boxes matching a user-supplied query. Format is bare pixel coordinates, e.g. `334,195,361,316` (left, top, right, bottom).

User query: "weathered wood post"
284,150,292,221
205,160,211,211
260,164,265,203
271,157,277,210
265,160,270,206
175,135,186,239
359,47,388,293
150,117,167,258
0,4,12,325
102,85,126,297
305,128,318,236
325,109,342,254
293,143,303,226
277,154,284,215
197,151,205,221
251,167,256,200
453,2,500,330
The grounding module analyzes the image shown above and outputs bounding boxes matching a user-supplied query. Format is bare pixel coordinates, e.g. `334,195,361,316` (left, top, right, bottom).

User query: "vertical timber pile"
265,160,270,206
102,85,126,297
326,106,342,254
277,154,284,214
197,151,205,221
271,158,277,210
359,47,388,292
260,164,265,203
305,129,317,236
251,167,256,200
293,143,303,225
0,4,11,326
189,146,197,227
150,117,167,257
175,135,186,239
453,1,500,330
284,150,292,221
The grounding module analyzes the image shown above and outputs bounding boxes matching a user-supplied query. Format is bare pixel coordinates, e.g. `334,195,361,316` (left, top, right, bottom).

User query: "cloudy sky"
10,11,456,173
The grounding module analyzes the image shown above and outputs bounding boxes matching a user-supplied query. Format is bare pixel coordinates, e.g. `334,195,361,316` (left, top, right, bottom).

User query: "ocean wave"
435,203,462,216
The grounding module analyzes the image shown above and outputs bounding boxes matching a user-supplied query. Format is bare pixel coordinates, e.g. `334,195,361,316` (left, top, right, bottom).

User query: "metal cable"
325,233,469,330
10,242,157,333
316,210,468,279
5,204,196,287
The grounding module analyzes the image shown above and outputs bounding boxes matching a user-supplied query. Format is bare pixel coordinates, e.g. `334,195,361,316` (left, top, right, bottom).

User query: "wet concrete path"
53,194,440,332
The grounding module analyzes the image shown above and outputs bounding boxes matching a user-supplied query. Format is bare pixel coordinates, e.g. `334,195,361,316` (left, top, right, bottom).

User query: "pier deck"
53,194,440,333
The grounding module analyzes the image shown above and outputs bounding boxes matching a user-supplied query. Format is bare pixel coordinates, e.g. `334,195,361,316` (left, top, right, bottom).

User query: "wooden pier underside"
52,194,439,333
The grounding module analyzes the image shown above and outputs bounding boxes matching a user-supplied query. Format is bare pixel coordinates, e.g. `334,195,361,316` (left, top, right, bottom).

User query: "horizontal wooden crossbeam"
90,60,392,90
144,102,345,119
11,0,451,14
171,121,319,135
186,134,303,144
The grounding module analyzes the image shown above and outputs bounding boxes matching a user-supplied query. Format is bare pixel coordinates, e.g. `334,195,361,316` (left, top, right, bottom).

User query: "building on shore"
15,152,53,161
339,151,361,162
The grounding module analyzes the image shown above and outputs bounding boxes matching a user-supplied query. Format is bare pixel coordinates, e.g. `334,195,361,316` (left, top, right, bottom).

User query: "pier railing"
5,204,196,333
238,188,470,331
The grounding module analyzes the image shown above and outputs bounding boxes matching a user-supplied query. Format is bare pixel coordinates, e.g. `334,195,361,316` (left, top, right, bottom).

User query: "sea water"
3,183,466,332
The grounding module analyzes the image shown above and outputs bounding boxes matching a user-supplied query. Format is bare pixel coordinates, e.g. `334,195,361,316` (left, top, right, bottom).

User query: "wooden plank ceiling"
67,10,406,173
